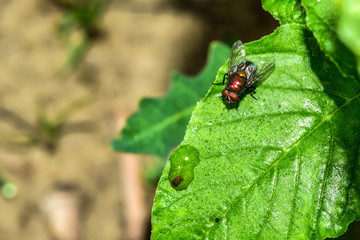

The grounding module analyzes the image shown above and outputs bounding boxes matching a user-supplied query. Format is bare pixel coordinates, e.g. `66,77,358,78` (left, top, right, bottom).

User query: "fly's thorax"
236,70,247,78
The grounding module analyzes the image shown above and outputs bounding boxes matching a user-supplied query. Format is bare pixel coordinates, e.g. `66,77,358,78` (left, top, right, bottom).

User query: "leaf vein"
197,111,321,130
311,121,334,238
286,147,302,240
255,163,280,239
129,106,194,144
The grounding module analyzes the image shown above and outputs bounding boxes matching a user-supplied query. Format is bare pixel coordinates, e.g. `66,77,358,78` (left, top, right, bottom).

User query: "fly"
212,40,275,108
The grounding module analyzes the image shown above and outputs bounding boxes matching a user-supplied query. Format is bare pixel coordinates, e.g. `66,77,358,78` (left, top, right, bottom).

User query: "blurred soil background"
0,0,278,239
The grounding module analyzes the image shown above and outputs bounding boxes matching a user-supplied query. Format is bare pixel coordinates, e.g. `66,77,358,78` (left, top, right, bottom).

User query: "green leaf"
302,0,358,77
337,0,360,76
151,24,360,239
262,0,306,24
62,36,90,70
111,43,230,157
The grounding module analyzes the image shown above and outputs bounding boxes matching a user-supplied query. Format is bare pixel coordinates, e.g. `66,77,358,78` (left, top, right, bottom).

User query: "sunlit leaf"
151,24,360,240
262,0,306,24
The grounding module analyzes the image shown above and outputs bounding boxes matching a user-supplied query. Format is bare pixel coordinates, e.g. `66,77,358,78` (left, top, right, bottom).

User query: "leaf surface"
337,0,360,76
301,0,358,77
111,43,230,157
151,24,360,240
262,0,306,24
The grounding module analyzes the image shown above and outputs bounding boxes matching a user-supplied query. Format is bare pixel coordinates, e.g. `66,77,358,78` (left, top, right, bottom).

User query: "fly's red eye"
229,92,239,102
222,89,228,98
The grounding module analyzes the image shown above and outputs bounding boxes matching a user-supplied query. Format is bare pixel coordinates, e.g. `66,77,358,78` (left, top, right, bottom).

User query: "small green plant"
56,0,109,70
113,0,360,239
33,97,93,152
0,97,91,153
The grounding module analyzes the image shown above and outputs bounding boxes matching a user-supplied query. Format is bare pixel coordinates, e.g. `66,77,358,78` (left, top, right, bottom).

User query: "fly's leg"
235,100,240,112
212,73,227,85
248,86,258,100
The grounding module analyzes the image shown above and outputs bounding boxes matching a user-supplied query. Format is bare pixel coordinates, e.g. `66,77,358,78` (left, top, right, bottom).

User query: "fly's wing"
229,40,246,72
246,60,275,87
